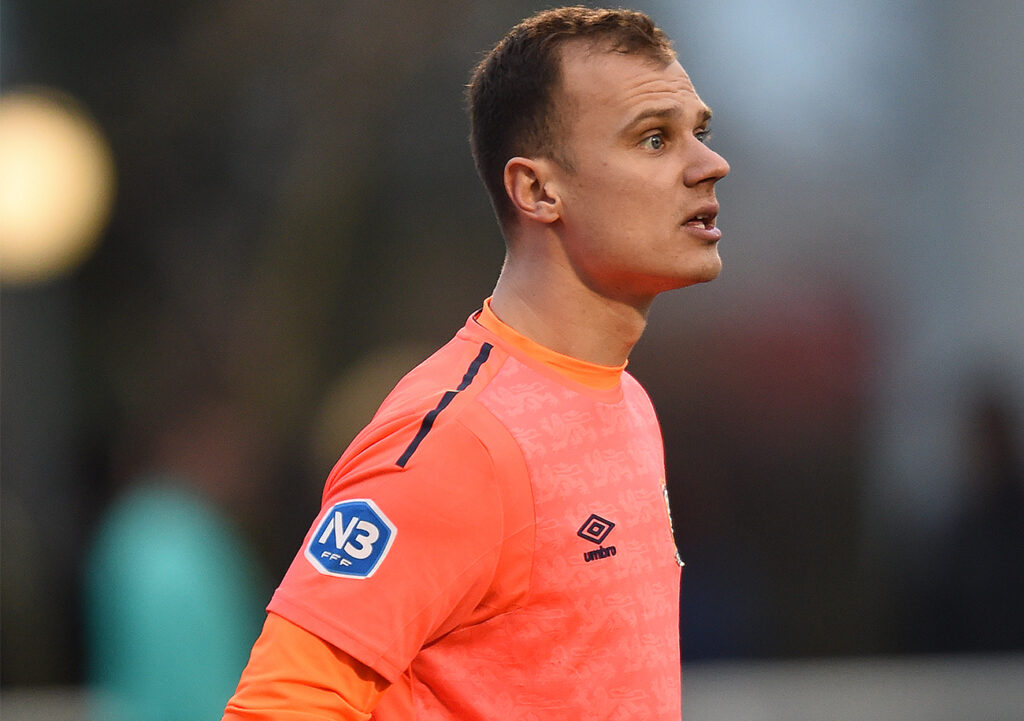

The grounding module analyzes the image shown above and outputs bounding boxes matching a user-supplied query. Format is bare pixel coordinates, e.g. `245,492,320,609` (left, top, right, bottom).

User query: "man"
223,6,729,719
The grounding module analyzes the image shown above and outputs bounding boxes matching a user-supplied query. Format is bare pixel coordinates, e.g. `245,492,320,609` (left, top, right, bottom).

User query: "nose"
684,142,730,187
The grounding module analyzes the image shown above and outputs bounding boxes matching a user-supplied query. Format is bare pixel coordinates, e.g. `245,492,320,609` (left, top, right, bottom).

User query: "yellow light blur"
310,343,434,472
0,90,116,286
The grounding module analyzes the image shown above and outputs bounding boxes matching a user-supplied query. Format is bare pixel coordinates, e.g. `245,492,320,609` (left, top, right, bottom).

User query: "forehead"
557,42,706,128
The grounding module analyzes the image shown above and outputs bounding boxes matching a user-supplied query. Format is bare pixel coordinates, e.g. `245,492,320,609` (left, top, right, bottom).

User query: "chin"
702,261,723,282
686,254,723,286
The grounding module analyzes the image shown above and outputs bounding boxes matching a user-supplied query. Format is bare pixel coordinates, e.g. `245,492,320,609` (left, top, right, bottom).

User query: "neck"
490,250,651,367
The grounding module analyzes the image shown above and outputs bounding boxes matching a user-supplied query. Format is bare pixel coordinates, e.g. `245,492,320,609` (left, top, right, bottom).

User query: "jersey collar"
474,297,626,391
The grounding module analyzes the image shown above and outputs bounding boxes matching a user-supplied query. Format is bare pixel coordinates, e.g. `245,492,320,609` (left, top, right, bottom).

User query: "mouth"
683,204,719,230
682,204,721,240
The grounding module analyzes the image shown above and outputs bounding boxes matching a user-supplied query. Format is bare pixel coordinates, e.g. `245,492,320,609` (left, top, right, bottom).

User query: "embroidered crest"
305,499,396,578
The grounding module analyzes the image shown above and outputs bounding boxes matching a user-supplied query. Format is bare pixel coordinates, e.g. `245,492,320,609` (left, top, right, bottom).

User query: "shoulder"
622,370,658,412
322,400,525,530
326,331,514,486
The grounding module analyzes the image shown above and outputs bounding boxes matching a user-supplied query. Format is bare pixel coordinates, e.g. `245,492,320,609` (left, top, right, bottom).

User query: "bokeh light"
0,90,115,286
311,343,434,474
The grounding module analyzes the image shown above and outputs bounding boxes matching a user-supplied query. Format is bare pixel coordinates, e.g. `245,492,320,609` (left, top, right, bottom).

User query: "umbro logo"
577,514,617,563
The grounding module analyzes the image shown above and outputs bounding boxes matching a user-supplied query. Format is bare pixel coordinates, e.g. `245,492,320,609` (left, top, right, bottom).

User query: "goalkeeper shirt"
267,299,683,720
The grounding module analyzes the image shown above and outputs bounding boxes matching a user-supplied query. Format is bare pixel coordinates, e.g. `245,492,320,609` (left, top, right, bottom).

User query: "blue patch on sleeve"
304,499,396,579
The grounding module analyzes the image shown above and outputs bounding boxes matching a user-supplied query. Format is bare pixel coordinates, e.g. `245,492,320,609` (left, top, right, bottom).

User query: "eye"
695,128,713,144
640,133,665,151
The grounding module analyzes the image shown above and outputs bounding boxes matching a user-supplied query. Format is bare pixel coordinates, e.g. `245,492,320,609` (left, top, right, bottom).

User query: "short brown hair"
467,6,674,227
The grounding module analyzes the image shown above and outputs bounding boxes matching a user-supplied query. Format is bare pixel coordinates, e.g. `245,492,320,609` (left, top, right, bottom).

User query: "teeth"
685,213,714,229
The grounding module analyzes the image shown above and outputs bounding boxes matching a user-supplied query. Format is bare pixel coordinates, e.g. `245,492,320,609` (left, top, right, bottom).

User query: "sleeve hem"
267,592,405,683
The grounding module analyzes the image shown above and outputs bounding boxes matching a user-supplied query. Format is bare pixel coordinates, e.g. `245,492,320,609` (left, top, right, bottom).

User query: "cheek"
570,161,641,202
562,164,665,237
582,184,652,229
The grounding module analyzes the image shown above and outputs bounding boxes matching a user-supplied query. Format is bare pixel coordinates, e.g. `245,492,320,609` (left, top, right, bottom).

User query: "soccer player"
223,6,729,719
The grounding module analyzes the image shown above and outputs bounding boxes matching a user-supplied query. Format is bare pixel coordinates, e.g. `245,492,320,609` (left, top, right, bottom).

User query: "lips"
682,203,721,240
683,203,719,229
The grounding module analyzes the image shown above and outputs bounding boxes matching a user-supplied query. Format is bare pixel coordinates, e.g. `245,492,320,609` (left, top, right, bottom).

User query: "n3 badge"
305,499,396,579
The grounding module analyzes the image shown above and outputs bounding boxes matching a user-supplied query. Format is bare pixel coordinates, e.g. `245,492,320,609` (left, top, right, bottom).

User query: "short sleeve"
268,419,505,682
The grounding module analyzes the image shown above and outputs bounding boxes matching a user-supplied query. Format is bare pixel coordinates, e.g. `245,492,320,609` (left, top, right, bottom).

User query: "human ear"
503,157,560,223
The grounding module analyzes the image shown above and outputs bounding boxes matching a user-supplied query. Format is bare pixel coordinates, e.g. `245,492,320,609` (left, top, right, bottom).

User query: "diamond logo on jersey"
577,514,615,544
305,499,396,579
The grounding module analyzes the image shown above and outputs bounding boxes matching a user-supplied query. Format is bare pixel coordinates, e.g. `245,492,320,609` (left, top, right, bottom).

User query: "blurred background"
2,0,1022,719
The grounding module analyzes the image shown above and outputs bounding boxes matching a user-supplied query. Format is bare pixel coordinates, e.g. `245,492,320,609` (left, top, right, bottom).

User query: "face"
549,43,730,305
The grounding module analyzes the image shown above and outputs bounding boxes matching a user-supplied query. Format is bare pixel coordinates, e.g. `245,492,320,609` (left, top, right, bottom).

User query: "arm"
223,612,389,721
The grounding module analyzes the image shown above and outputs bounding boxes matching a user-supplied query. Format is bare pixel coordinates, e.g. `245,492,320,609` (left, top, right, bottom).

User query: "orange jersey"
269,301,683,719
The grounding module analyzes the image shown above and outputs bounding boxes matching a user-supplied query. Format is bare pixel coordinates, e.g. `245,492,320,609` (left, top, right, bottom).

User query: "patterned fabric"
269,306,682,720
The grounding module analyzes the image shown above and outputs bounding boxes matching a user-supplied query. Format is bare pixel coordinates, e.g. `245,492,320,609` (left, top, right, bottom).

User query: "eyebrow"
621,104,713,135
